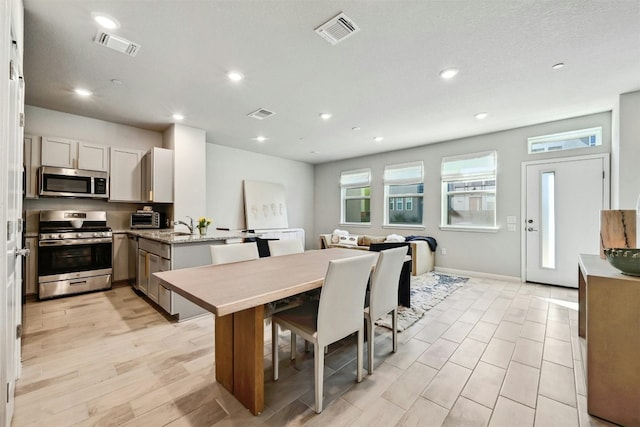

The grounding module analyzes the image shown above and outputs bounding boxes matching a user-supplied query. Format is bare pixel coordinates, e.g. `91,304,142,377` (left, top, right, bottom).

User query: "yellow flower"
197,217,212,228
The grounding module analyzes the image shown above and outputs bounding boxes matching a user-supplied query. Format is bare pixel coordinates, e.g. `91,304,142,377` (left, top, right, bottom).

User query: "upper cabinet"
142,147,174,203
41,136,108,171
109,147,145,202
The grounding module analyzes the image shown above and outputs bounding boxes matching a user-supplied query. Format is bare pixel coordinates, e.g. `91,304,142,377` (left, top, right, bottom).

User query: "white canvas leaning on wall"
243,180,289,229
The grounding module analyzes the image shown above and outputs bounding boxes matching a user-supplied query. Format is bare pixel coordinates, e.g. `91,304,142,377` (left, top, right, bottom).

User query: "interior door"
3,31,26,426
524,155,608,287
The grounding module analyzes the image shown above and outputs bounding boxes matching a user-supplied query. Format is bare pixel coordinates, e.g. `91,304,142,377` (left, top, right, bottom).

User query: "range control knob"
76,233,82,238
57,234,63,239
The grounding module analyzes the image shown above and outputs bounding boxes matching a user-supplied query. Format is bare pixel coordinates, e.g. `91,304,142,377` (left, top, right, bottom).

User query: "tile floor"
12,276,619,426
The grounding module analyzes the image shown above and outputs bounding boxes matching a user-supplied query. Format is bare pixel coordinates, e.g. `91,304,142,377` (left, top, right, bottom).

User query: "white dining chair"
209,242,259,265
271,253,375,413
364,246,407,374
267,239,304,257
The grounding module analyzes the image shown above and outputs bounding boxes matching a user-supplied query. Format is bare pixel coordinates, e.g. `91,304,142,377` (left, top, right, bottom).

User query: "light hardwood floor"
13,277,616,426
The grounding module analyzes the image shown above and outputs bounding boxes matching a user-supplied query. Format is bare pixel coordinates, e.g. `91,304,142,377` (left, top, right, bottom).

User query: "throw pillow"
331,229,349,243
385,234,406,243
338,234,359,246
361,235,386,246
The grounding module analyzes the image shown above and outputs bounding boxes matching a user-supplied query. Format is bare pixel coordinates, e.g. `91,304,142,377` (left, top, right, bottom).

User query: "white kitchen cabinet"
78,141,109,171
142,147,174,203
41,136,108,171
112,233,131,282
24,237,38,295
109,147,144,202
23,135,41,199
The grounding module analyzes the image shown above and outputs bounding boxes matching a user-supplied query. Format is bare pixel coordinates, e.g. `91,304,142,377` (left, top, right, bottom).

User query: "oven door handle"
39,238,112,246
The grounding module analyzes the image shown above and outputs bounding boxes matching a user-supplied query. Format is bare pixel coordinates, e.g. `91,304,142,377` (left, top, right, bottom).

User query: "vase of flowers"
197,217,212,236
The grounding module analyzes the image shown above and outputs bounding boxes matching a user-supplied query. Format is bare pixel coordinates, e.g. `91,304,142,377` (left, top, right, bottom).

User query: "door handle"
15,248,31,258
527,227,538,232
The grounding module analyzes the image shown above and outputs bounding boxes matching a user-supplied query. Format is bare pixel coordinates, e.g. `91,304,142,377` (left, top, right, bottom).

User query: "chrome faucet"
174,216,195,234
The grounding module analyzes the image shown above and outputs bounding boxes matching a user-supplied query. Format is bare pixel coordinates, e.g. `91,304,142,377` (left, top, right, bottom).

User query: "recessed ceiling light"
93,14,120,30
74,88,92,97
352,126,361,131
374,136,384,142
320,113,333,120
172,113,184,121
227,71,244,82
552,62,565,70
254,136,267,143
439,68,459,80
475,112,488,120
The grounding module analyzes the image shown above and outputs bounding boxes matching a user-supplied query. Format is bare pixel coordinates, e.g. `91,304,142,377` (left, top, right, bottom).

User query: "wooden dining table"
154,248,378,415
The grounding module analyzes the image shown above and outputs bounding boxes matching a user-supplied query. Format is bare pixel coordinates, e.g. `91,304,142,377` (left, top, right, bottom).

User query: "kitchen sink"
158,231,192,236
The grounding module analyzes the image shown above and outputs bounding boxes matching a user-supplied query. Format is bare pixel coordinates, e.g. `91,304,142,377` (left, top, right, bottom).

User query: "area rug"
375,272,469,331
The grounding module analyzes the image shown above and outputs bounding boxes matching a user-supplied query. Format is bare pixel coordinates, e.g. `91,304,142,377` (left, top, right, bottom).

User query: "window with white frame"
441,151,497,229
340,168,371,224
527,127,602,154
384,161,424,226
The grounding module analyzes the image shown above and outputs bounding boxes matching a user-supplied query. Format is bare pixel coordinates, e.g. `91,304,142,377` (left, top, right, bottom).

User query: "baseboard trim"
434,267,522,283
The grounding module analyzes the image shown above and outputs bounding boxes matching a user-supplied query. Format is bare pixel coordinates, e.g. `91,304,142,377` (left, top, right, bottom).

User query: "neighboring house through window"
384,161,424,226
340,168,371,224
441,151,497,230
527,127,602,154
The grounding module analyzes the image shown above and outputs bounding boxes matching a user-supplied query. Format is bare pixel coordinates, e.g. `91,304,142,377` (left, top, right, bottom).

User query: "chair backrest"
316,253,376,346
369,246,408,320
268,239,304,257
209,242,259,265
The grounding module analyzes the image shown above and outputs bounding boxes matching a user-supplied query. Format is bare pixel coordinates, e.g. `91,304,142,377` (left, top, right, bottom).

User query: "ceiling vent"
94,31,141,57
247,108,276,120
315,12,360,45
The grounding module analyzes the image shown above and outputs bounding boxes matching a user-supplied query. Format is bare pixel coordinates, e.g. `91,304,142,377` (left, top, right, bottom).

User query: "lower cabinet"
147,253,170,304
24,237,38,295
112,233,133,282
133,236,225,320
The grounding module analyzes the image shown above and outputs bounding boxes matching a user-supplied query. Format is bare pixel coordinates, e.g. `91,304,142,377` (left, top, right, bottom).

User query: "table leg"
233,305,265,415
214,314,234,392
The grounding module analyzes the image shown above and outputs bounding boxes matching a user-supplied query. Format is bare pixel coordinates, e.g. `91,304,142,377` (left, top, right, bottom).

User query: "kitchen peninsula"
129,229,251,321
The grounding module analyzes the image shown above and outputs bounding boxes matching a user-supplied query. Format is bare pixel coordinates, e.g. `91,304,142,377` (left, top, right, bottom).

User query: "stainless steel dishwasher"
128,234,139,289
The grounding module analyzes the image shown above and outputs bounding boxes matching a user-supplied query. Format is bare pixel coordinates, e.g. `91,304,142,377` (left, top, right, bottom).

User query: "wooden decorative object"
599,210,636,259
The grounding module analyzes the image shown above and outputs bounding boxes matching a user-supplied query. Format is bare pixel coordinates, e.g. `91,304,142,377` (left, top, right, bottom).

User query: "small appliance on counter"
130,210,165,229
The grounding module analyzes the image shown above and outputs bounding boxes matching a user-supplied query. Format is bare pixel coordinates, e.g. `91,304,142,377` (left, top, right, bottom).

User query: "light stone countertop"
126,228,252,245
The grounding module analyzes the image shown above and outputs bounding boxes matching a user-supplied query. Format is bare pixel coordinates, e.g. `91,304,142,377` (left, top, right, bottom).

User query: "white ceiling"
23,1,640,164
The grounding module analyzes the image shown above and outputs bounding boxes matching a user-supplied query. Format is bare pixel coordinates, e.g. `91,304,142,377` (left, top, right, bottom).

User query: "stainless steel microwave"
38,166,109,199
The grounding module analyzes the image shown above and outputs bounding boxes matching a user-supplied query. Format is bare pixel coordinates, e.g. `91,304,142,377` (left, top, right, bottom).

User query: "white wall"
314,112,612,278
164,124,206,224
618,90,640,209
24,105,162,150
206,144,315,248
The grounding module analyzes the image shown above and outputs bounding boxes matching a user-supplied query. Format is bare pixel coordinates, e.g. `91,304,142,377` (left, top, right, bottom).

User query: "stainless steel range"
38,210,113,299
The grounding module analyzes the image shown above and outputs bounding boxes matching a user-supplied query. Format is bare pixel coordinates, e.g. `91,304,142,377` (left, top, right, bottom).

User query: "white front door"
524,155,608,287
2,20,25,426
